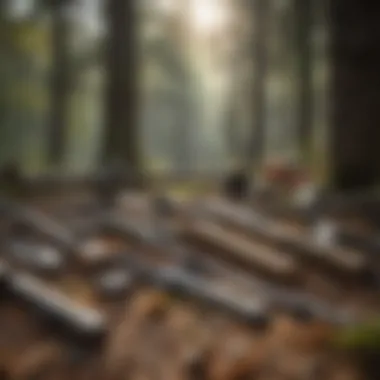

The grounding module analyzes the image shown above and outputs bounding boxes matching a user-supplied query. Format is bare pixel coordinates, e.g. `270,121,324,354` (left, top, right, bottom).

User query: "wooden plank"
202,200,368,278
145,265,270,329
272,224,368,276
7,203,76,249
6,241,66,278
7,272,106,343
182,220,300,285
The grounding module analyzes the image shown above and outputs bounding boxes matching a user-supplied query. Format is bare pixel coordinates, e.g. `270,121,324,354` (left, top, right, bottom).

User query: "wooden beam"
182,219,300,285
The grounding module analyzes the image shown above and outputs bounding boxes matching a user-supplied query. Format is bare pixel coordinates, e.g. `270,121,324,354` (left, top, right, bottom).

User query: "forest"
0,0,328,180
0,1,380,380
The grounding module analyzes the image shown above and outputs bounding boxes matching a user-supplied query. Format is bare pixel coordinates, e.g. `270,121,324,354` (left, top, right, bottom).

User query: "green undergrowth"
334,319,380,352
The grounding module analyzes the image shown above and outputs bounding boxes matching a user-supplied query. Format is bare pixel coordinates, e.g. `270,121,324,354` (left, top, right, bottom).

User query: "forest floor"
0,188,377,380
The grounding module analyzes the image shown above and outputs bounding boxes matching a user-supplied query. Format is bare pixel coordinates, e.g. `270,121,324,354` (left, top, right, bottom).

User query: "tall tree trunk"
225,94,239,161
103,0,140,169
294,0,313,161
246,0,271,171
172,96,193,175
329,0,380,191
0,0,7,15
47,0,71,166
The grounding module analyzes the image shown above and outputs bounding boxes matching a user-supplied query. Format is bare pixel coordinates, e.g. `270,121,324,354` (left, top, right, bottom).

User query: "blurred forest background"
0,0,328,181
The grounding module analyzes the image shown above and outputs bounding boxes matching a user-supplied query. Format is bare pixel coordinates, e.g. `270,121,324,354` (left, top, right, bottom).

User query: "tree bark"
47,0,71,166
103,0,140,169
329,0,380,191
294,0,313,159
246,0,271,169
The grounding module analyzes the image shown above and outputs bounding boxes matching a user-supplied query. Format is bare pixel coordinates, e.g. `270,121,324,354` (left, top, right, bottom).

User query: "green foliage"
0,17,49,60
0,13,51,168
334,320,380,351
0,17,49,112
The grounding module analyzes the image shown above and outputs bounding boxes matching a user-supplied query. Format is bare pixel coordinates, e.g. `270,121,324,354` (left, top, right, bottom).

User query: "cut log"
102,216,158,245
7,272,106,344
201,200,368,279
274,226,368,278
8,204,76,249
112,252,270,328
6,241,66,277
147,266,270,329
